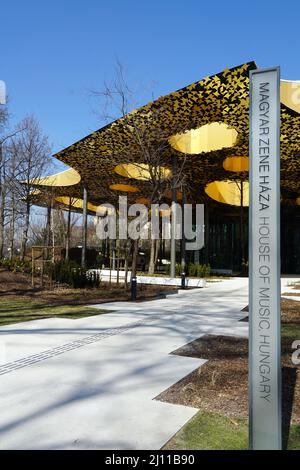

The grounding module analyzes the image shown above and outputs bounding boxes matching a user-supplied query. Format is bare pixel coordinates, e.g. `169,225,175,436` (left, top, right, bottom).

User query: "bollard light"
131,277,137,301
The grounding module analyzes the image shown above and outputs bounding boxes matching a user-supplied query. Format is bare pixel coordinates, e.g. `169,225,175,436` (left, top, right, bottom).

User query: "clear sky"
1,0,299,171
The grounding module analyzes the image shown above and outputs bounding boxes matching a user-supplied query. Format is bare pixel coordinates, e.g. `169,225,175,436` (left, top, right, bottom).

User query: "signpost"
249,67,281,450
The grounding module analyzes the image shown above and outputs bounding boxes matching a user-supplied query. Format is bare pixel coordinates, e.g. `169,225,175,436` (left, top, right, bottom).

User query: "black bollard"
181,272,186,289
131,277,137,301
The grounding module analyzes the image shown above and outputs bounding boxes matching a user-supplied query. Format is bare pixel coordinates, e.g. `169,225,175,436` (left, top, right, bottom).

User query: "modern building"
30,62,300,274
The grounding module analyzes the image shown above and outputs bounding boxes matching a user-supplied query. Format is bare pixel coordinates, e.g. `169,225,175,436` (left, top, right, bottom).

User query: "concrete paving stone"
0,276,298,449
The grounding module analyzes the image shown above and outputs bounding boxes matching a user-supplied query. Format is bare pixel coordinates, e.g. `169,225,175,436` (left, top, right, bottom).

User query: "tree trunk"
81,188,88,267
65,198,72,260
148,239,156,274
44,200,52,260
124,257,129,290
0,151,4,258
7,151,16,260
131,239,139,280
240,181,246,274
21,200,30,261
8,176,16,260
51,203,55,262
111,239,116,270
181,190,186,275
0,187,5,258
154,238,159,267
204,203,210,264
170,154,177,277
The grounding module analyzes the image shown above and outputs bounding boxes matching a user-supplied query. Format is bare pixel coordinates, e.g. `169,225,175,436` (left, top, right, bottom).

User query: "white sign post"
249,67,281,450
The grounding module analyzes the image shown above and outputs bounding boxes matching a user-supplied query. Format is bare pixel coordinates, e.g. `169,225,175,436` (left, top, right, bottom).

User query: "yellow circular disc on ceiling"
280,80,300,114
223,156,249,172
135,197,151,205
169,122,238,155
55,196,98,213
205,180,249,207
114,163,171,181
296,197,300,205
30,168,81,187
159,208,171,217
164,190,183,201
109,183,140,193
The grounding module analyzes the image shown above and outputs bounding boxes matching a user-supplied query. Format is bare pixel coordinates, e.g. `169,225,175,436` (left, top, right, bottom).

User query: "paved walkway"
0,277,297,449
281,282,300,301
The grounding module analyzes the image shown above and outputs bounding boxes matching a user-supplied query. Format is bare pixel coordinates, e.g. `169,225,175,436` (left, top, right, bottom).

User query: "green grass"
164,411,248,450
282,323,300,342
164,410,300,450
286,425,300,450
0,299,110,326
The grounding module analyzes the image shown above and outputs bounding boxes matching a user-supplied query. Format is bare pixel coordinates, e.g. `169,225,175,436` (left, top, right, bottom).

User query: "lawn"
0,298,109,326
163,410,300,450
0,268,176,326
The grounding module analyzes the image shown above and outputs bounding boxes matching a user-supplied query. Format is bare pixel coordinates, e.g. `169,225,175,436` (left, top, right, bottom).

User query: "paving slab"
0,276,277,449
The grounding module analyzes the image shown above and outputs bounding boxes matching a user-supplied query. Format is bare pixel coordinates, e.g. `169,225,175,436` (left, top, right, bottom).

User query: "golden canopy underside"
30,168,81,187
28,192,100,216
205,181,249,207
31,62,300,212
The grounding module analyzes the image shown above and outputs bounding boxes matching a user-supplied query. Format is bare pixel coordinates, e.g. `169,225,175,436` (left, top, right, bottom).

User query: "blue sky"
1,0,299,171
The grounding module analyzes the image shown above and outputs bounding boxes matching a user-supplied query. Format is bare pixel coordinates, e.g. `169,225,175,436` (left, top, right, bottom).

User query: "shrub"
188,263,197,277
47,260,101,288
0,257,31,273
188,263,211,278
156,262,211,278
165,263,182,276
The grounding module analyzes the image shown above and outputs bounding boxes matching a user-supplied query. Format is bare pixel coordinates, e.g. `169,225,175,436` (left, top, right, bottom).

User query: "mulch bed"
0,268,177,305
156,300,300,425
241,299,300,324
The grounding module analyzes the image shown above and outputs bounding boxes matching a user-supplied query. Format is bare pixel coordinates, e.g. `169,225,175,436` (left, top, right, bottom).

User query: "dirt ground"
0,268,177,305
242,299,300,323
157,299,300,425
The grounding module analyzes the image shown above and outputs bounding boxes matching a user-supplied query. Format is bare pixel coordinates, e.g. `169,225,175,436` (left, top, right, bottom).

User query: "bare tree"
0,105,9,256
10,115,52,260
0,101,8,133
3,136,27,258
92,62,188,276
0,128,25,256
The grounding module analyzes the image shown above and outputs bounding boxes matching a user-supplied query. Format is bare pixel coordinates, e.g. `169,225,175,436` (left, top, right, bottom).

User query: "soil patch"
157,299,300,425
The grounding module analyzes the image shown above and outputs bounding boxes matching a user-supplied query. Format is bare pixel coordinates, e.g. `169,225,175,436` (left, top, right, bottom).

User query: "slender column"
181,190,186,288
170,154,177,277
81,187,88,267
51,194,55,262
65,197,72,260
111,239,116,271
45,199,51,261
204,203,210,264
240,180,245,273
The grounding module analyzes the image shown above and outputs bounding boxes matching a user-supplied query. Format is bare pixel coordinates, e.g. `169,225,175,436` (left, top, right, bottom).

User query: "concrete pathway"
281,280,300,301
0,277,297,449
